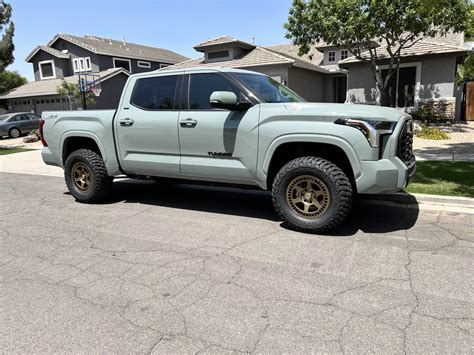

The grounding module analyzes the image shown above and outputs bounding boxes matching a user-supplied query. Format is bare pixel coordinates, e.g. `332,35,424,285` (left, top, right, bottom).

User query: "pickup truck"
40,67,415,233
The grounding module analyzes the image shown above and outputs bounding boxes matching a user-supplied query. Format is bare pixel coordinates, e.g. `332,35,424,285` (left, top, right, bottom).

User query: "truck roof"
129,66,266,78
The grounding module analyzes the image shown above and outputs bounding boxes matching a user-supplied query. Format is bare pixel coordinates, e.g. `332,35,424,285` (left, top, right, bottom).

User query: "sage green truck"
40,67,415,233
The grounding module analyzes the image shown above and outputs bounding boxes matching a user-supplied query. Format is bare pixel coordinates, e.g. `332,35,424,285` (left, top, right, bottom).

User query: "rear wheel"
8,127,21,138
272,156,352,233
64,149,113,203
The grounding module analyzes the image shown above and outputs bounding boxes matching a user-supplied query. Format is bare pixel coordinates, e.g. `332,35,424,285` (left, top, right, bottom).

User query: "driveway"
0,170,472,353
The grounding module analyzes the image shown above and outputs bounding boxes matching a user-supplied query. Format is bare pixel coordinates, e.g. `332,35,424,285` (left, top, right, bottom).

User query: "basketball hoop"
91,86,102,97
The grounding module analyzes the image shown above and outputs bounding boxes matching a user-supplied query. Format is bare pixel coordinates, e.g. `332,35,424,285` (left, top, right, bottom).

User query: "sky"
6,0,294,81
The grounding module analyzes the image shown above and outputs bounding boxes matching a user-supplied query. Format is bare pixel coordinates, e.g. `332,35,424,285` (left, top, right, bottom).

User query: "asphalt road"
0,172,473,353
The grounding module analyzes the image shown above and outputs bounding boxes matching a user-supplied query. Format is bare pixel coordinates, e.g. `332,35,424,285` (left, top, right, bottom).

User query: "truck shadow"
107,179,419,236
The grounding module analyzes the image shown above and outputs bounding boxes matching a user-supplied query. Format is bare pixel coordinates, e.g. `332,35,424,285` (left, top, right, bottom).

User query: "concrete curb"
356,192,474,214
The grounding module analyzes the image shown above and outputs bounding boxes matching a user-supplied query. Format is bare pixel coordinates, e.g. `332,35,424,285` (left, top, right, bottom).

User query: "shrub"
411,105,438,123
29,129,40,139
415,126,450,140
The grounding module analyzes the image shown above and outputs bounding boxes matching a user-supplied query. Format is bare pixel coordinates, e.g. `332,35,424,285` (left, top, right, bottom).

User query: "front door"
178,72,259,183
115,73,182,176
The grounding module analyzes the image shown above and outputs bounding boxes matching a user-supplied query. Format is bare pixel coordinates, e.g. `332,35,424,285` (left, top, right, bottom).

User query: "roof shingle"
48,33,189,64
339,40,468,64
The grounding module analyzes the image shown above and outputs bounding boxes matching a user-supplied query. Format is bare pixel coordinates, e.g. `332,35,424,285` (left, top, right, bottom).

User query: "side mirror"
210,91,237,107
210,91,251,111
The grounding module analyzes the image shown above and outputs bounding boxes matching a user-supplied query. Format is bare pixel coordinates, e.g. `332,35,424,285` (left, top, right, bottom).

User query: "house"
168,34,468,120
337,33,468,119
0,33,189,114
163,36,348,103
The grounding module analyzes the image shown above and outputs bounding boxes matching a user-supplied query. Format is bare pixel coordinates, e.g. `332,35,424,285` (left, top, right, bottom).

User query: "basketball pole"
82,91,87,110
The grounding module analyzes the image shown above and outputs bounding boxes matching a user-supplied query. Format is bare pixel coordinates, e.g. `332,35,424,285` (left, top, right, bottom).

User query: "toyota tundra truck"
40,67,415,233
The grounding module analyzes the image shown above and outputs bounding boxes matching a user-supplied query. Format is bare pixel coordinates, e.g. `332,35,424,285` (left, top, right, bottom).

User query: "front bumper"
356,156,416,194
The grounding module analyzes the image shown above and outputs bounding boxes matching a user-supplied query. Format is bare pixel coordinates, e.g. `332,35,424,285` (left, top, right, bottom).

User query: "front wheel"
64,149,113,203
272,157,352,233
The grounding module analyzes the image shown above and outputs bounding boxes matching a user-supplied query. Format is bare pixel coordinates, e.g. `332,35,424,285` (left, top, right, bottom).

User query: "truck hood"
278,103,409,122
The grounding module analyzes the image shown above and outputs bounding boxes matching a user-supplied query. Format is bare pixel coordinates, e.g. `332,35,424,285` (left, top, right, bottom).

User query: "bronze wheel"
71,162,92,192
272,157,352,233
285,175,331,218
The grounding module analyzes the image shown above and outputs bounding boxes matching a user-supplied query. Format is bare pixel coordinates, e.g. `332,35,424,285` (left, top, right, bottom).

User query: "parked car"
0,112,41,138
40,67,415,233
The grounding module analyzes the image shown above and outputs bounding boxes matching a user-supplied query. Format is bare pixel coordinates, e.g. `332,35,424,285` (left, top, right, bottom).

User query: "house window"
159,63,170,69
353,48,360,56
207,50,230,60
113,58,132,72
382,66,418,108
340,50,349,60
137,61,151,68
328,51,336,62
39,60,56,79
73,57,92,73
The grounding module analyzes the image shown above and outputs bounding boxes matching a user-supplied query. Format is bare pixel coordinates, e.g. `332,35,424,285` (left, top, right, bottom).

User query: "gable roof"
339,39,468,65
0,67,129,100
163,44,330,74
265,43,324,66
193,35,256,51
47,33,189,64
25,45,70,62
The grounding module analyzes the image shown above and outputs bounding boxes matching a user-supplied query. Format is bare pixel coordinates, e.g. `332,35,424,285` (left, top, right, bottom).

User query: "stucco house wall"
288,66,326,102
344,54,461,118
32,51,66,82
244,64,290,85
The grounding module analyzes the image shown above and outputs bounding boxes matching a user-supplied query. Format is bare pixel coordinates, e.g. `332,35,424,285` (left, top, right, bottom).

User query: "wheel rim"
11,129,19,138
286,175,331,219
71,162,92,192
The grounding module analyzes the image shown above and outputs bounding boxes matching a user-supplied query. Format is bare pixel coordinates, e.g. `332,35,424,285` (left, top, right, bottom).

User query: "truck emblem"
208,152,232,159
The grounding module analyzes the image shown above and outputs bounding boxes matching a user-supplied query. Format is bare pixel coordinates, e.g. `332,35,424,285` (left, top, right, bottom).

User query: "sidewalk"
414,151,474,162
0,149,62,177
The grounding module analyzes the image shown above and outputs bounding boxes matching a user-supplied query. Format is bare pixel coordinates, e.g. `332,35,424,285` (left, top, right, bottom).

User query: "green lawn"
405,161,474,198
0,147,32,155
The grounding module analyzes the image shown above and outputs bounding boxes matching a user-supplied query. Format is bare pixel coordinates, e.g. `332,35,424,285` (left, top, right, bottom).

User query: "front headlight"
334,118,396,148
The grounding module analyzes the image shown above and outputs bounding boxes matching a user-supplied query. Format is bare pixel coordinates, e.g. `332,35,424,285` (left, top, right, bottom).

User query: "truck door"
178,72,259,183
114,73,182,176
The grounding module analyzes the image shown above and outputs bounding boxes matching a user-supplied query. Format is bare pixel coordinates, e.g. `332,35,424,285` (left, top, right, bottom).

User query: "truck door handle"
119,118,134,127
179,118,197,127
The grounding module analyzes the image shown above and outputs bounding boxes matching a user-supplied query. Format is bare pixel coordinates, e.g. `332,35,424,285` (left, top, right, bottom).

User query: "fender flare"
261,133,362,179
60,131,108,163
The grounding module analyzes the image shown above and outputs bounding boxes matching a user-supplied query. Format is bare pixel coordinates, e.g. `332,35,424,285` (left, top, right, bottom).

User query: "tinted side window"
188,73,243,110
131,75,178,110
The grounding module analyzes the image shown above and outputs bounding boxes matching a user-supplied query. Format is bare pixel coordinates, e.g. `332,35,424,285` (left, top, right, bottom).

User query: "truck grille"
397,120,415,165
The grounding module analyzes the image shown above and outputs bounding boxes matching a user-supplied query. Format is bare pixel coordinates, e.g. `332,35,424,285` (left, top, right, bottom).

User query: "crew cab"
41,67,415,233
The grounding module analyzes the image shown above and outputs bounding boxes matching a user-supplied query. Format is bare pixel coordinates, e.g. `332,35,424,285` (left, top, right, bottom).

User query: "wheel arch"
263,135,361,191
61,132,107,165
8,126,21,135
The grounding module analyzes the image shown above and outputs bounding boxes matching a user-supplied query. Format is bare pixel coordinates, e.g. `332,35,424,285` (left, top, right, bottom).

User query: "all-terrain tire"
64,149,113,203
272,156,352,233
8,127,21,138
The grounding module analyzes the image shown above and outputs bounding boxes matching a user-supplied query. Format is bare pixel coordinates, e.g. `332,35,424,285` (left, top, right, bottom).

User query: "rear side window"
131,75,178,110
188,73,243,110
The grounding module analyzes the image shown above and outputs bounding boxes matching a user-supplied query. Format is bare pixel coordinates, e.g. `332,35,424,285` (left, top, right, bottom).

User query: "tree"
456,53,474,84
285,0,470,107
0,70,26,93
57,79,95,110
0,0,14,72
464,2,474,41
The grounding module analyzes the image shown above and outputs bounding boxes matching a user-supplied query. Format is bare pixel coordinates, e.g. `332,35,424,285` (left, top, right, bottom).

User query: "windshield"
233,73,305,103
0,114,10,122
